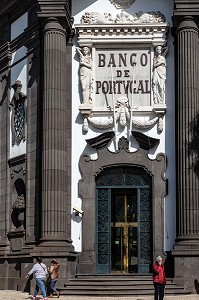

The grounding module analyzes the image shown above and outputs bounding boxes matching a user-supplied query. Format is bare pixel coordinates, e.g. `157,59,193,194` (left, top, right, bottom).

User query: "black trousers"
154,282,165,300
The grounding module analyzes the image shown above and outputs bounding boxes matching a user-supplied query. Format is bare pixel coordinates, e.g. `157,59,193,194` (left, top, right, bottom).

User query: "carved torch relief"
75,11,169,134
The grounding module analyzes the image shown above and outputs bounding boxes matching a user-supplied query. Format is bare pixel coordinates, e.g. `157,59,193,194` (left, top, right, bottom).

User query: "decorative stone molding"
132,131,160,150
80,11,165,25
108,0,136,9
118,136,129,150
76,11,168,47
8,154,27,178
76,11,169,136
12,194,25,228
87,115,159,132
132,116,159,130
86,132,115,149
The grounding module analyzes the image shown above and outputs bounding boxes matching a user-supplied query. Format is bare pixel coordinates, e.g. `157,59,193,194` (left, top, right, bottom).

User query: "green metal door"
96,167,152,274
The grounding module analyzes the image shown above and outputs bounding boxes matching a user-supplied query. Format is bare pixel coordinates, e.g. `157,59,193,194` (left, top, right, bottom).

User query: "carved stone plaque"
94,48,151,110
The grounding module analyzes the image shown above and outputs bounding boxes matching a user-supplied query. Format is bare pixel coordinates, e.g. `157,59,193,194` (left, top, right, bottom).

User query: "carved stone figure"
12,194,25,228
76,47,92,104
152,46,168,104
9,80,27,146
115,96,130,127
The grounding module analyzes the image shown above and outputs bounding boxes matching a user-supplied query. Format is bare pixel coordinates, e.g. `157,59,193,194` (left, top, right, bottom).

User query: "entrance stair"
60,274,191,296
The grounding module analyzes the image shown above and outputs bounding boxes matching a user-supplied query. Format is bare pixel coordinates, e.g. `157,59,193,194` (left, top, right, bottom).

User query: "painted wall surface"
71,0,175,252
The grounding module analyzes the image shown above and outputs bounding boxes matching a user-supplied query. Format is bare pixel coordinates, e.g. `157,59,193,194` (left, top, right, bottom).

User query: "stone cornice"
174,0,199,13
76,23,169,47
173,0,199,25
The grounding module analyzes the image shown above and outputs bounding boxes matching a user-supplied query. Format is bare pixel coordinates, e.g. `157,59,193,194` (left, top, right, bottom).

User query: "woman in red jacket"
152,256,166,300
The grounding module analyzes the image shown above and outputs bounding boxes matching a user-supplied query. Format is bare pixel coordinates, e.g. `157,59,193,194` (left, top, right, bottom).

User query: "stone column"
172,16,199,290
40,17,70,246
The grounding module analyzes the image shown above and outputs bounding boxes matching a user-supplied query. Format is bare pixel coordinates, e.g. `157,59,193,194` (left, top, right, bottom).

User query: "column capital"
173,15,199,33
37,0,73,33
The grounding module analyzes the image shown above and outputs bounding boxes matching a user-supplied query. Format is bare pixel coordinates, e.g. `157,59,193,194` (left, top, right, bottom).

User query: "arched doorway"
78,138,166,275
96,166,152,274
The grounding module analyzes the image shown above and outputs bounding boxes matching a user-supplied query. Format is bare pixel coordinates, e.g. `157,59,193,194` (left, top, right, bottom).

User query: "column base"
33,236,77,256
172,236,199,293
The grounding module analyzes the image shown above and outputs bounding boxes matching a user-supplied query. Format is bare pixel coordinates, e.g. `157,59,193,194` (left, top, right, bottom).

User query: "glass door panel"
111,189,138,273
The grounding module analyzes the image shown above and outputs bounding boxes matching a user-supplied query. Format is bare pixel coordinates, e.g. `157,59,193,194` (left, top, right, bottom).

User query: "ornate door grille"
96,166,152,274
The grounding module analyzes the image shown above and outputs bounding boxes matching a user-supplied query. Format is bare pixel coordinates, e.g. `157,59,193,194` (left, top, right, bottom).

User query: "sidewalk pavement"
1,291,199,300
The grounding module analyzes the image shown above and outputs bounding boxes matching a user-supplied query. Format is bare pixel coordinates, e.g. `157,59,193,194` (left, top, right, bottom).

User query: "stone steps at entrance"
59,274,191,296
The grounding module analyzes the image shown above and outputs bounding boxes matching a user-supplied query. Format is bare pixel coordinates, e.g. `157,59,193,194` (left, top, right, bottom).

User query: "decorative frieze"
80,11,166,25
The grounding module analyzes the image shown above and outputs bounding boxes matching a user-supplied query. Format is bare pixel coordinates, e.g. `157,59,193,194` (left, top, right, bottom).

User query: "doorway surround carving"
77,136,167,274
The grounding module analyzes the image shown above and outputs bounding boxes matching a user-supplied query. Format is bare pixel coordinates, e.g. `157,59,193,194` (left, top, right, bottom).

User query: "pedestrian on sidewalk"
47,259,60,298
26,256,48,300
152,255,166,300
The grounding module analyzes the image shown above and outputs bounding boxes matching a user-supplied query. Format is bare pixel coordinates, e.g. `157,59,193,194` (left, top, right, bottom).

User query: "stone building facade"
0,0,198,294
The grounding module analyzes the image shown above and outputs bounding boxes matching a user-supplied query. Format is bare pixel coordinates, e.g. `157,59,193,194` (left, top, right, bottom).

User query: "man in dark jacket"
152,255,166,300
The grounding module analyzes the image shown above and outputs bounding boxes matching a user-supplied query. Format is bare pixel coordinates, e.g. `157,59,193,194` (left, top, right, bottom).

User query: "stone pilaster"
172,15,199,291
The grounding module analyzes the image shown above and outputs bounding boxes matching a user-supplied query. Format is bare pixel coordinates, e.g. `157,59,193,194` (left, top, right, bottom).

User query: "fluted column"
41,17,69,244
173,15,199,290
175,17,199,241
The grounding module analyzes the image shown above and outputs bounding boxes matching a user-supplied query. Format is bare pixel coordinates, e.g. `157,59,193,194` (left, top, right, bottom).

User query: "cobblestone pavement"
1,291,199,300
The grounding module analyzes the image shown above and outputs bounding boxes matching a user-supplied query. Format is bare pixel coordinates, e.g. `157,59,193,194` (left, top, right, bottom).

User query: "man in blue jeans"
26,257,48,300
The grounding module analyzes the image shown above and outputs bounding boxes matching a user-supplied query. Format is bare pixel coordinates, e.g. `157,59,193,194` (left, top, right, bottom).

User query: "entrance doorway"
96,167,152,274
111,189,138,273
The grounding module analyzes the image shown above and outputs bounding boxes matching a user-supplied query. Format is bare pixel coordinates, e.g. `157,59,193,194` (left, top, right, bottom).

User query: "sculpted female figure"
76,46,92,104
152,45,168,104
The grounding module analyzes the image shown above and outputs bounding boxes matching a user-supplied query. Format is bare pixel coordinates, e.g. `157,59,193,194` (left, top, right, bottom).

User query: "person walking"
47,259,60,298
26,256,48,300
152,255,166,300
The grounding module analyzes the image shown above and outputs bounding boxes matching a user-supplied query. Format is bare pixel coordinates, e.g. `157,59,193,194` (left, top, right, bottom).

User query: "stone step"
58,274,190,296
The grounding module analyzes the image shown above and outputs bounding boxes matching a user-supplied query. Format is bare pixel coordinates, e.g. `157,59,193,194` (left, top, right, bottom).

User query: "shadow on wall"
188,113,199,178
164,251,174,278
194,280,199,294
24,275,32,292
